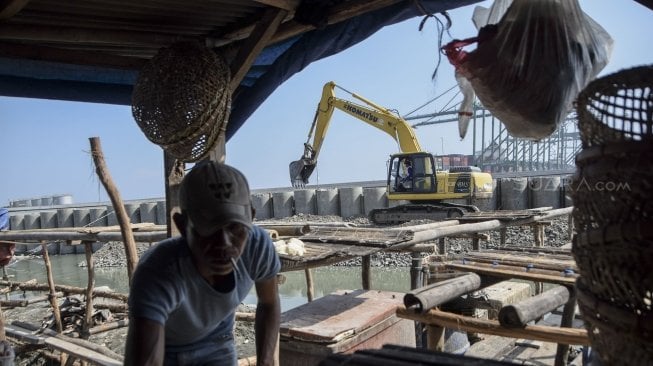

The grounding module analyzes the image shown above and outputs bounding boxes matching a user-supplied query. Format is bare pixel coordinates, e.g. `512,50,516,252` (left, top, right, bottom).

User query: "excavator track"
369,203,480,225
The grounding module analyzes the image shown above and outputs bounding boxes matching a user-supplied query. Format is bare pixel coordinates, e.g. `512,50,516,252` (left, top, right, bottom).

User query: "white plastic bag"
444,0,613,140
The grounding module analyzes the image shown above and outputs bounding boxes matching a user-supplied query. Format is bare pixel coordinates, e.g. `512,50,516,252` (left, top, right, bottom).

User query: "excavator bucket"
289,158,316,188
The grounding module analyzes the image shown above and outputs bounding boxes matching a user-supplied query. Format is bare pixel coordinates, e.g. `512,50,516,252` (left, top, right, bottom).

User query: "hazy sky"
2,0,652,206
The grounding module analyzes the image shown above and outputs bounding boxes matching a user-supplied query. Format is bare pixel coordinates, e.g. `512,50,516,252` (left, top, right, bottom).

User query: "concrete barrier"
124,203,140,224
140,202,157,224
294,189,317,216
23,214,40,230
106,206,118,226
9,214,24,230
316,189,339,216
57,208,74,228
272,192,294,219
89,207,108,227
362,187,386,215
529,176,561,209
73,209,91,227
499,178,529,210
339,187,363,218
252,193,273,220
156,201,167,225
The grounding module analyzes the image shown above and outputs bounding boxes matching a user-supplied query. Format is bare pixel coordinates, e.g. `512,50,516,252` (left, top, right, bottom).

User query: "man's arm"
254,276,280,366
124,317,165,366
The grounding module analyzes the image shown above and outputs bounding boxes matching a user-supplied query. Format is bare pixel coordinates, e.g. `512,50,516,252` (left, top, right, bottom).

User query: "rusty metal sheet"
280,290,404,343
299,227,413,247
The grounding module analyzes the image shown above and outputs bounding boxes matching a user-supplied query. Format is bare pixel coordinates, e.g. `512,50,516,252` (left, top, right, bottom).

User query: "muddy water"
4,255,412,311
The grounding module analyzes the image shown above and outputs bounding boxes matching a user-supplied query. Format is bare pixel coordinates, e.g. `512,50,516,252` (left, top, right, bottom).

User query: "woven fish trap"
571,65,653,365
132,41,231,162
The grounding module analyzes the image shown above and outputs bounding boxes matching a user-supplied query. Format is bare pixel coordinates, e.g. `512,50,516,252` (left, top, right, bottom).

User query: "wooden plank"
444,263,577,285
42,336,122,366
463,252,577,272
396,308,590,346
230,7,287,90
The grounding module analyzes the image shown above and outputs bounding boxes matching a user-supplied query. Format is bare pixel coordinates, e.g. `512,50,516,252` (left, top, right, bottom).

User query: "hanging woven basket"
572,65,653,365
132,41,231,162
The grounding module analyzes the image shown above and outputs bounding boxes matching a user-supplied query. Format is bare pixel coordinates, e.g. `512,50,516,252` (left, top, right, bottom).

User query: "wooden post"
437,238,446,255
426,324,445,351
82,240,95,339
554,287,578,366
567,214,574,241
164,152,185,238
304,268,314,302
472,237,481,251
89,137,139,284
410,252,422,291
500,228,507,246
361,255,371,290
41,242,63,333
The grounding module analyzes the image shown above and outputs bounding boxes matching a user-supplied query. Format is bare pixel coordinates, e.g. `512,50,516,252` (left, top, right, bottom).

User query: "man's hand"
254,277,281,366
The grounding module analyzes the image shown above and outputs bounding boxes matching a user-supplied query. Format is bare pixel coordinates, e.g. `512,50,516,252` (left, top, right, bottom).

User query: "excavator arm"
290,81,422,187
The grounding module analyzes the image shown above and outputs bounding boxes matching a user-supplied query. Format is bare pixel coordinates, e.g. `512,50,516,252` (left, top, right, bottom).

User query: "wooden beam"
396,307,590,346
211,0,400,47
229,7,287,91
0,24,181,46
253,0,300,12
0,42,146,70
0,0,29,20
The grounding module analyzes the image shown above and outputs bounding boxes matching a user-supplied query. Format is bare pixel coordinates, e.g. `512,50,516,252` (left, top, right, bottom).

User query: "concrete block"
362,187,387,215
156,200,167,225
23,214,41,229
40,211,57,229
474,281,532,320
338,187,363,218
500,178,529,210
106,206,118,226
316,189,339,216
89,207,108,227
124,203,140,224
293,189,316,216
73,209,91,228
252,193,273,220
272,192,294,219
529,176,561,209
140,202,157,224
56,208,74,228
9,214,24,230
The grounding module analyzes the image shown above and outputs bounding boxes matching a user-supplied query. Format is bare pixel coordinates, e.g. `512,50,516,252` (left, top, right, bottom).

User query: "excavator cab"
289,143,316,188
388,153,437,194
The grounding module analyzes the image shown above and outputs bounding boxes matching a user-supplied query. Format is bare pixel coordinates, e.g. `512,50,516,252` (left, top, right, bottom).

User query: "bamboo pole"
361,255,371,290
396,307,589,346
89,136,139,284
304,268,314,302
498,286,570,327
41,242,63,334
0,280,128,301
82,241,95,339
554,289,578,366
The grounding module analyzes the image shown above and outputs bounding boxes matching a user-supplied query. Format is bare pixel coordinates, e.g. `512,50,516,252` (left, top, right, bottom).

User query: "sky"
1,0,652,207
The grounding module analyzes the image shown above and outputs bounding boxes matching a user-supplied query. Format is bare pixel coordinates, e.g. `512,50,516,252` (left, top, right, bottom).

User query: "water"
4,255,413,311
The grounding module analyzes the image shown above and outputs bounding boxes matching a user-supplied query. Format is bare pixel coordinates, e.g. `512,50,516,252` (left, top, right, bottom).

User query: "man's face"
184,218,250,277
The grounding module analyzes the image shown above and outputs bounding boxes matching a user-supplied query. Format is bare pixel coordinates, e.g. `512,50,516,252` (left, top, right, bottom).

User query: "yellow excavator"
289,81,493,224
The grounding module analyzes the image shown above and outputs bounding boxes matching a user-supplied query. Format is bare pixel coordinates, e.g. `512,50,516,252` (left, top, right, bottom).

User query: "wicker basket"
132,41,231,162
572,65,653,365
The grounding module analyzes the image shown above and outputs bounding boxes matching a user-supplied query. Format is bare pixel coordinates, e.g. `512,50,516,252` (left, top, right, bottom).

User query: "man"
124,161,281,366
